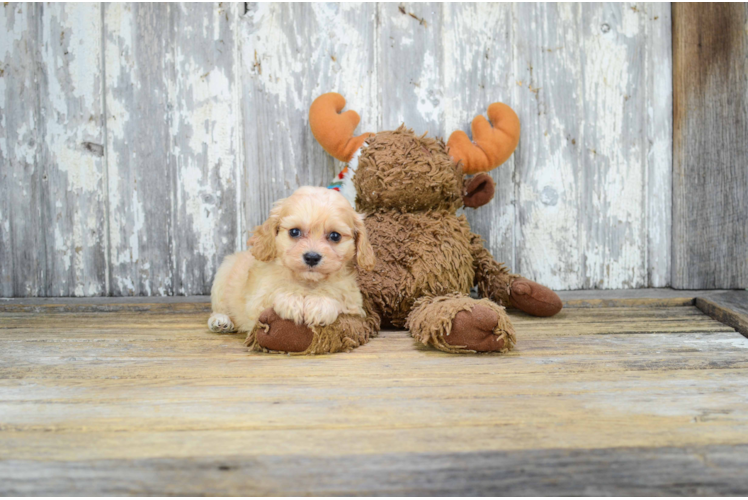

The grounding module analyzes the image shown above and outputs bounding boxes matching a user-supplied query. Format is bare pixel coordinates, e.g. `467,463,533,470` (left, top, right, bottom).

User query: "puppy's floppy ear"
248,201,284,262
353,213,376,272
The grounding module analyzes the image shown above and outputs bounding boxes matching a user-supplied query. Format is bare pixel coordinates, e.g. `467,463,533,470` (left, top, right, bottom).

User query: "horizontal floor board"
1,297,745,495
3,444,748,496
1,331,743,359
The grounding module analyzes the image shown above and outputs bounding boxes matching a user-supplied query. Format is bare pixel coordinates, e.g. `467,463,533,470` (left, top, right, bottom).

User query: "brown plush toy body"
253,93,562,354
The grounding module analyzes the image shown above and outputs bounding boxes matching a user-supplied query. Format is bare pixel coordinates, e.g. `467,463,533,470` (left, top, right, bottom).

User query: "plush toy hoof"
448,304,508,352
256,308,313,352
509,278,563,317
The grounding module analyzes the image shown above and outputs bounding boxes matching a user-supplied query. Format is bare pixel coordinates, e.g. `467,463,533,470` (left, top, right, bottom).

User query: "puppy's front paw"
273,293,306,325
303,296,341,326
208,313,236,333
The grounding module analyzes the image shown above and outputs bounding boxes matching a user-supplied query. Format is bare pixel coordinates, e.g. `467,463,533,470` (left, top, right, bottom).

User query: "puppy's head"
248,187,375,281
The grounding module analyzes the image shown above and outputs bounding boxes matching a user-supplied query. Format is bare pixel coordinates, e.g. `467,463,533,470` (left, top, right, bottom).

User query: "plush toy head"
310,93,520,212
354,127,463,212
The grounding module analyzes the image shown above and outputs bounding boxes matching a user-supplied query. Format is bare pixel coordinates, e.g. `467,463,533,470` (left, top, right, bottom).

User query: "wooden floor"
2,293,748,495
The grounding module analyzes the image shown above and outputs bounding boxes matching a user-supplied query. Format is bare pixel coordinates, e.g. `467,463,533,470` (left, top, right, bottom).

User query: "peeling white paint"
413,52,441,126
243,4,303,111
645,3,672,288
620,4,642,38
30,3,107,295
581,8,646,288
1,3,675,296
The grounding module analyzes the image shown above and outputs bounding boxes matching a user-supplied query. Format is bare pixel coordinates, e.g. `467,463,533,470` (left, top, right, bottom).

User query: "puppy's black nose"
303,252,322,267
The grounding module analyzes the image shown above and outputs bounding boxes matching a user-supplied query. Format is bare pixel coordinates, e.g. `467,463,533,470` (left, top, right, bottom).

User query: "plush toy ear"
462,173,495,209
248,201,284,261
353,213,376,272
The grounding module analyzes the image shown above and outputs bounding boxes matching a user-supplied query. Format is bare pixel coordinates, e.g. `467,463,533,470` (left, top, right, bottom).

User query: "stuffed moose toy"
248,93,563,355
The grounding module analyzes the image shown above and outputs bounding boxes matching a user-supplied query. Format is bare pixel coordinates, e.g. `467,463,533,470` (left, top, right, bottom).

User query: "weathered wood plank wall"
1,3,674,297
672,3,748,289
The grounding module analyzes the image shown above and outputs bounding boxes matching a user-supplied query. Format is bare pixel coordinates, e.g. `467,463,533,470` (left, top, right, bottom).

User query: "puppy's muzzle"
303,251,322,267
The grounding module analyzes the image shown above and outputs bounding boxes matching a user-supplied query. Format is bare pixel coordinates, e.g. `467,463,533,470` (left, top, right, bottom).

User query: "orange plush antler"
309,93,371,162
447,103,520,174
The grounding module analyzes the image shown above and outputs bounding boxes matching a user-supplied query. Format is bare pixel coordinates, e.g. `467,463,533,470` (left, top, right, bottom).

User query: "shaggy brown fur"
470,232,517,307
351,126,518,353
358,210,475,327
354,127,463,213
406,293,516,354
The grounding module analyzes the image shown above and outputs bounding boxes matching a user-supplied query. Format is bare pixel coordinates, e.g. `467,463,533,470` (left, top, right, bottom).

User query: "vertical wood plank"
169,3,241,295
672,3,748,289
513,3,671,290
240,3,379,233
379,3,444,136
578,2,649,289
104,3,174,296
442,3,516,270
39,3,107,296
513,3,584,290
0,4,46,297
645,3,672,288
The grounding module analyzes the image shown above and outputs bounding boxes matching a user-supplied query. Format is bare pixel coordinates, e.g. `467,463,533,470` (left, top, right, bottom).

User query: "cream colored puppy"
208,187,375,336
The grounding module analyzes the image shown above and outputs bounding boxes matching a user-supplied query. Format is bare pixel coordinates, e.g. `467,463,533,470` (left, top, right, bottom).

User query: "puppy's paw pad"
208,313,236,333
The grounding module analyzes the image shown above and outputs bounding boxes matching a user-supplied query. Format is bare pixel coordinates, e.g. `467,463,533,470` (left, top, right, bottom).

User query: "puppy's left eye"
328,232,342,243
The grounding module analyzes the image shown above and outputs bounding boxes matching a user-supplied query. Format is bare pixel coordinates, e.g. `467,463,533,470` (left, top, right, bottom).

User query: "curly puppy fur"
209,187,374,339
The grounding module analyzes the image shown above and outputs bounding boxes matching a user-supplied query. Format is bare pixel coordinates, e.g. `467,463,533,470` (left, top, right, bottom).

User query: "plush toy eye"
289,228,301,238
328,232,342,243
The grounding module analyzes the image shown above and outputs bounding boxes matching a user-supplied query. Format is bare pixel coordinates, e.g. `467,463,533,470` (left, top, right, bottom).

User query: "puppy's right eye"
289,228,301,238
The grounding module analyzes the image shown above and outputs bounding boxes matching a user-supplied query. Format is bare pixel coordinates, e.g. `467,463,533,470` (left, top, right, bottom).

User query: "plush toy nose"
303,252,322,267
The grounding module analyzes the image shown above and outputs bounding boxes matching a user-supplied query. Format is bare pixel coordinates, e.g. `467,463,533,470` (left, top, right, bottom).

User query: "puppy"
208,186,375,336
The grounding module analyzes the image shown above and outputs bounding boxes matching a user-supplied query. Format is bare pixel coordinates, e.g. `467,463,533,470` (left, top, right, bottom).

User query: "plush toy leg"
507,278,563,317
406,293,516,354
470,232,563,317
246,306,379,355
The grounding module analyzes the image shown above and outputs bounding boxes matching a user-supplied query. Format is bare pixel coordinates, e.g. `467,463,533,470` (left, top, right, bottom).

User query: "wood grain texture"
696,290,748,337
512,3,584,290
240,3,379,233
672,3,748,289
2,445,748,496
443,3,516,270
0,3,46,297
645,3,672,287
379,3,443,136
104,3,242,296
169,3,242,295
513,3,672,290
0,302,746,495
104,3,174,296
2,3,678,296
38,4,108,297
